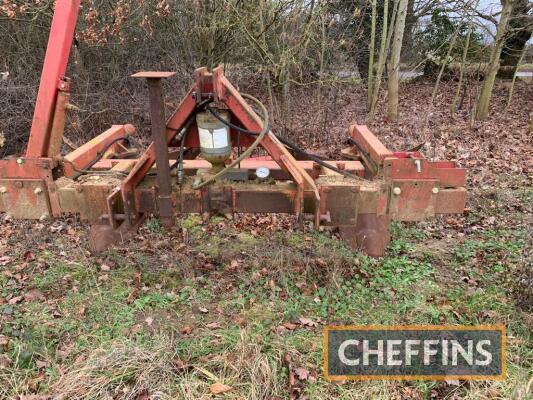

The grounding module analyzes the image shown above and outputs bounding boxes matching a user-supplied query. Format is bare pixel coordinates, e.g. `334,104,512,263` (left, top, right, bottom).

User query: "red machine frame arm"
26,0,81,158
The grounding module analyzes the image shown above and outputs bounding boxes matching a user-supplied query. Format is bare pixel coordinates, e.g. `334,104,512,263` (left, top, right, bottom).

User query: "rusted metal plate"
436,188,467,214
57,177,117,222
234,189,294,213
132,71,176,79
106,188,123,229
338,214,391,257
0,158,54,180
357,184,388,215
389,179,439,221
63,124,136,177
320,186,359,226
349,125,394,166
203,187,233,215
47,82,71,160
383,158,466,188
0,179,51,219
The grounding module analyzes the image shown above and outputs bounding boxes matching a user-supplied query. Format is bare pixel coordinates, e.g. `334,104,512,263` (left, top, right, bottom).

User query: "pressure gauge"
255,167,270,180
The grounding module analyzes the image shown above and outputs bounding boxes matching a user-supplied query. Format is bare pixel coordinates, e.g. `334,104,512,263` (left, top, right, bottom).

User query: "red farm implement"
0,0,466,256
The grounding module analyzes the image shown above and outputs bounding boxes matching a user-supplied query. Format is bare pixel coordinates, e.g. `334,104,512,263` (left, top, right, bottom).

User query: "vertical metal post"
26,0,81,158
133,72,176,227
47,78,72,162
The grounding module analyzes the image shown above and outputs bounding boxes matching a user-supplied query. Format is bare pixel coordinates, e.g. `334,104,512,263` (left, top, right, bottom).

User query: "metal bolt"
16,158,24,165
14,181,23,189
432,187,440,195
0,186,6,194
393,187,402,195
34,187,43,195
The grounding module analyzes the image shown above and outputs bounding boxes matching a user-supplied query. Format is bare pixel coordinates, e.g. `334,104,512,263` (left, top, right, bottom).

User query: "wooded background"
0,0,532,157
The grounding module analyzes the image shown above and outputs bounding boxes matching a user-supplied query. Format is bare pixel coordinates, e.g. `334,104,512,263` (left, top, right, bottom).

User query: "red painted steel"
91,159,366,177
47,78,71,160
212,67,320,212
383,158,466,188
131,72,176,79
26,0,81,158
120,88,197,221
63,124,136,177
349,124,394,166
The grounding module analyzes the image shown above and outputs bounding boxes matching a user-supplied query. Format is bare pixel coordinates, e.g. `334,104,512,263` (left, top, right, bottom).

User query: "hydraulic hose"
207,104,361,180
192,93,269,190
83,136,132,170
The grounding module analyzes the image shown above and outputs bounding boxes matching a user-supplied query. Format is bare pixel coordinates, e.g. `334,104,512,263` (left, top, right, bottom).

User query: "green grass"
0,210,530,399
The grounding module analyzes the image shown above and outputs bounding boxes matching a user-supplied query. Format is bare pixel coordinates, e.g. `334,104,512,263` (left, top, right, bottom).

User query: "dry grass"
45,330,286,400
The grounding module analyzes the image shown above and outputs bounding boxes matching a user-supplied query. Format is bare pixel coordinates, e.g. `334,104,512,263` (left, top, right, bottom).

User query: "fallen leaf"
23,251,35,262
35,359,49,369
298,317,318,327
283,322,298,330
210,382,232,394
0,335,8,347
206,322,221,329
0,354,11,368
233,315,247,327
275,325,288,334
0,256,11,266
24,289,45,302
294,367,310,381
199,307,208,313
180,326,193,335
100,264,111,271
8,296,23,305
145,316,154,326
173,359,189,371
127,288,140,304
135,389,150,400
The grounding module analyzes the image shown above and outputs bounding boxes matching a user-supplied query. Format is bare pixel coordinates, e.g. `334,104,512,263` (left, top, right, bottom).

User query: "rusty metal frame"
0,0,468,257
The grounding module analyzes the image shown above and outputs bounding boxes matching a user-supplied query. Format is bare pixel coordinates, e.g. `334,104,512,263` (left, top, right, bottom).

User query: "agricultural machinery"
0,0,467,256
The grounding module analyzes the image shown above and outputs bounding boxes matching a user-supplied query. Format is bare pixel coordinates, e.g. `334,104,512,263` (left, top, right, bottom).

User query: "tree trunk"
475,0,515,121
499,0,532,69
367,0,377,111
369,0,393,121
506,41,528,109
402,0,417,62
451,25,473,115
387,0,408,121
